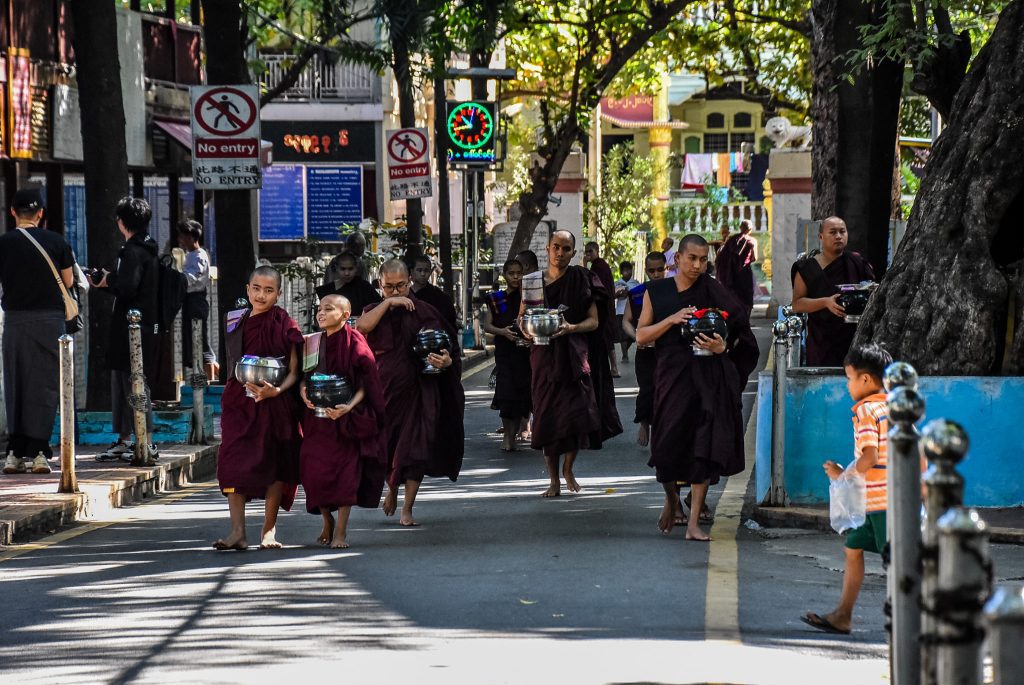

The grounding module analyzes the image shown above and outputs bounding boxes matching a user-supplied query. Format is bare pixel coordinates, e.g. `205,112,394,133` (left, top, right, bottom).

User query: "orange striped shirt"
852,393,889,513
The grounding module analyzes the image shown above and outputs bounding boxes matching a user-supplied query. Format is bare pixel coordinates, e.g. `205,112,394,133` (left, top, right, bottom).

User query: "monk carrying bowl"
234,355,288,398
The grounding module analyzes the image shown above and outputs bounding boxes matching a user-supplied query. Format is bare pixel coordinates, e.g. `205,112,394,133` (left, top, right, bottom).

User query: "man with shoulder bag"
0,189,77,475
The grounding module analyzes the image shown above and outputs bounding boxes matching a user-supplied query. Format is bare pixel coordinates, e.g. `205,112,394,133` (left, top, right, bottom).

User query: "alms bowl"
235,355,288,397
412,329,451,374
307,374,355,418
836,284,874,323
521,308,563,345
682,311,729,357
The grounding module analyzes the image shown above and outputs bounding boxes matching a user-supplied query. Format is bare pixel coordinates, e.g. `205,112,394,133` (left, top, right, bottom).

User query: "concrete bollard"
127,309,154,467
920,419,969,685
57,334,78,494
769,318,790,506
935,507,990,685
883,362,925,685
189,318,208,444
982,583,1024,685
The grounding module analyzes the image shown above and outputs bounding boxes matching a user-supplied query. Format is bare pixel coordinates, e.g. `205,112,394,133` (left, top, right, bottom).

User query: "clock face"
447,102,495,150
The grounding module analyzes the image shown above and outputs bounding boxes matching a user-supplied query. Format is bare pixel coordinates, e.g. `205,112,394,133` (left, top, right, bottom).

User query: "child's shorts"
845,511,887,554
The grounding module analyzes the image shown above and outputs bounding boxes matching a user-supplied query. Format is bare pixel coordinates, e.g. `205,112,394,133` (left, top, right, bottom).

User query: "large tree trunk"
810,0,903,276
854,0,1024,374
202,0,257,363
507,127,579,260
69,1,129,410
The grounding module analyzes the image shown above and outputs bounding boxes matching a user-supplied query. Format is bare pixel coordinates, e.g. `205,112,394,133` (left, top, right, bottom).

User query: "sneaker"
30,453,52,474
119,443,159,462
3,452,26,474
97,440,131,462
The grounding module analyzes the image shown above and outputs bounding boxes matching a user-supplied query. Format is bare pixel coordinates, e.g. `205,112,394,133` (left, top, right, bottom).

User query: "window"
706,112,725,129
730,133,755,152
703,133,728,153
734,112,753,128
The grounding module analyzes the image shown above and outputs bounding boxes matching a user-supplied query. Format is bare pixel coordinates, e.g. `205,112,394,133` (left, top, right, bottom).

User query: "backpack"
156,254,188,332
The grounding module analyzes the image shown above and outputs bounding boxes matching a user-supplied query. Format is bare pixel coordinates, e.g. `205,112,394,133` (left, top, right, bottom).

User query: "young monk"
214,266,304,551
636,235,759,541
298,295,386,549
518,230,602,497
357,259,465,526
621,251,667,448
482,259,532,452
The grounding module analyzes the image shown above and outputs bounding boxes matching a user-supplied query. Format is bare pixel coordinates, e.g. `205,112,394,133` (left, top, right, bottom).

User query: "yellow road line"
0,483,215,564
704,394,760,642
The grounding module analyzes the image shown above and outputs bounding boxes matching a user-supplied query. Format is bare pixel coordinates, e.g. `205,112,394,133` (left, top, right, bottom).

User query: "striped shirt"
852,392,889,513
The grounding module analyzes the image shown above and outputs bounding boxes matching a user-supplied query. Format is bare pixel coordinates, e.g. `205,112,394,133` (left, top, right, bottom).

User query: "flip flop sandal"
800,613,851,635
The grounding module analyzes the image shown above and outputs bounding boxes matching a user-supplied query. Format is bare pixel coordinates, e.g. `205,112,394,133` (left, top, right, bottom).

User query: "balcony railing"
667,199,767,233
258,53,379,103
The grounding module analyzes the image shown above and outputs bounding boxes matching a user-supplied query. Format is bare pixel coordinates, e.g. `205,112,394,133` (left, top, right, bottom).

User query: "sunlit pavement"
4,320,984,684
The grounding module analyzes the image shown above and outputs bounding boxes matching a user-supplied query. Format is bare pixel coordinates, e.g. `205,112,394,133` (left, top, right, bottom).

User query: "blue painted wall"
756,370,1024,507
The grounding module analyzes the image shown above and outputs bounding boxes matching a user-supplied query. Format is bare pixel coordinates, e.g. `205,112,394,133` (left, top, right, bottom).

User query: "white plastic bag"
829,464,866,534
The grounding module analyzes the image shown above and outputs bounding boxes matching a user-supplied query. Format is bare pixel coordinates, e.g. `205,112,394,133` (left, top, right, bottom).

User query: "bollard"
769,319,790,506
57,334,78,494
127,309,154,467
189,318,208,444
920,419,969,685
883,362,925,685
786,315,803,368
982,583,1024,685
935,507,990,685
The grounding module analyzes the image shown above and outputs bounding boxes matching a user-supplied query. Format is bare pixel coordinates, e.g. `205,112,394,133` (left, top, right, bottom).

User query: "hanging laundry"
716,153,732,187
682,153,715,189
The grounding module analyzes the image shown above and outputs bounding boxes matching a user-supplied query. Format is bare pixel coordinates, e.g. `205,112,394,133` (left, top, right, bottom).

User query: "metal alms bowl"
836,284,874,323
412,329,452,374
521,308,563,345
306,374,355,418
682,311,729,357
235,355,288,397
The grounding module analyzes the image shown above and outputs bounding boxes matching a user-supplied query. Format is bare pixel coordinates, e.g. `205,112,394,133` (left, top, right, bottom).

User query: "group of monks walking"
212,228,760,550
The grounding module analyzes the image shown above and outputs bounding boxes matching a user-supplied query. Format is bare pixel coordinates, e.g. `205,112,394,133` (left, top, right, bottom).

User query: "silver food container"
521,308,563,346
836,282,876,324
234,355,288,398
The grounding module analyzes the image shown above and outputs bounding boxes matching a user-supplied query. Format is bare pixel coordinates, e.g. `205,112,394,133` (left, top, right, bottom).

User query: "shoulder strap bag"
18,228,81,329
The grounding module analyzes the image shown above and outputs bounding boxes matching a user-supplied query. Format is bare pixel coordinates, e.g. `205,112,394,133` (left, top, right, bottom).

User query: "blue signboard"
258,164,306,241
305,165,362,241
144,183,172,252
63,180,87,264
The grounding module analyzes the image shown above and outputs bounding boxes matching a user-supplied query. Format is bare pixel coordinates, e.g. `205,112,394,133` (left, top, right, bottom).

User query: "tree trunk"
69,0,129,410
202,0,257,365
810,0,903,276
388,13,423,260
507,126,578,259
854,0,1024,374
434,74,454,299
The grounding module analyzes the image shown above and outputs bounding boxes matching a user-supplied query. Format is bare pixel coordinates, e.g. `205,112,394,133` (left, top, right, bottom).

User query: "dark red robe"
648,274,759,485
588,257,618,349
315,277,382,317
412,282,458,332
715,233,757,310
487,288,532,420
585,267,623,442
363,299,465,488
529,266,602,456
218,306,304,510
628,283,657,424
299,326,387,513
791,251,875,366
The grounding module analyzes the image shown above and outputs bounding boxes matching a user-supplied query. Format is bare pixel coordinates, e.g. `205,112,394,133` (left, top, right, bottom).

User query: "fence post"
57,334,78,494
127,309,154,467
189,318,208,445
935,507,990,685
983,583,1024,685
769,318,790,506
883,362,925,685
920,419,969,685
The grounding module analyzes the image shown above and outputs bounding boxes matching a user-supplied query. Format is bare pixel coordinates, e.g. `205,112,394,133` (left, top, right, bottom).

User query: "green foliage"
583,142,657,270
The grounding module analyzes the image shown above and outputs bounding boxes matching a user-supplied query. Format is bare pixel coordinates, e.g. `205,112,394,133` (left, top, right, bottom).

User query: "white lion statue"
765,116,812,150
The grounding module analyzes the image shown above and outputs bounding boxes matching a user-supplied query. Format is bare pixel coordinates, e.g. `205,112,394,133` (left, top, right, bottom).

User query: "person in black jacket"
92,197,160,461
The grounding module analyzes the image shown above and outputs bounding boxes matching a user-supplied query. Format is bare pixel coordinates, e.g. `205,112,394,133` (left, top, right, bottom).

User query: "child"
802,343,892,634
298,295,386,549
213,266,304,551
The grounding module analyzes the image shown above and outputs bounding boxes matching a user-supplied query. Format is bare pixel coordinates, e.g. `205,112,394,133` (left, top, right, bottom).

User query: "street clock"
445,100,497,165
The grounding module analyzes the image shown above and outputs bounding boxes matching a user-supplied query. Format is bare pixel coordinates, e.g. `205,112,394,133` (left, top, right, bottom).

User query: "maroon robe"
487,288,532,420
715,233,757,310
585,268,623,442
412,283,458,332
791,251,875,366
529,266,602,456
588,257,617,349
218,306,304,510
363,298,465,488
300,326,387,513
648,274,759,485
628,284,657,424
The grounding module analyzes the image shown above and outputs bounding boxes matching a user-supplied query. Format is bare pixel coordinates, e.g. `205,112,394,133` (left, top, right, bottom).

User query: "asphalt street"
3,319,1021,684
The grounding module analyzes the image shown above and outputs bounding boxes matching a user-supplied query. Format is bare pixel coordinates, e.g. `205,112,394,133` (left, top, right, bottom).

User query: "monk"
410,255,458,331
583,241,621,378
357,259,465,526
636,235,759,541
316,251,382,318
518,230,602,497
621,251,667,448
482,259,531,451
791,216,876,366
214,266,304,551
715,219,758,313
299,295,386,549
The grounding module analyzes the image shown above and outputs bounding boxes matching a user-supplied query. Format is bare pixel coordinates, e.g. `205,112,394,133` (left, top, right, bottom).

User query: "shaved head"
320,293,352,315
249,265,282,289
550,229,576,248
379,258,409,278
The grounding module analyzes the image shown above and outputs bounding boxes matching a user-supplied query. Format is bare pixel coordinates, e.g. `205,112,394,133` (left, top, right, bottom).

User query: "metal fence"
258,54,378,103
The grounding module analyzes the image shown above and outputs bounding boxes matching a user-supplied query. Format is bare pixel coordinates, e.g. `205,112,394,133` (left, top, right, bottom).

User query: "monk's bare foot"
658,501,676,534
382,490,398,517
330,532,350,549
399,509,417,526
562,469,581,493
259,528,283,549
212,531,248,551
501,437,516,452
637,423,650,447
317,519,335,546
542,483,561,498
685,524,711,542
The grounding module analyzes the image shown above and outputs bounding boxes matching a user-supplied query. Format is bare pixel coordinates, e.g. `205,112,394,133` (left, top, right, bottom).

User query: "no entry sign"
386,128,432,201
190,85,262,189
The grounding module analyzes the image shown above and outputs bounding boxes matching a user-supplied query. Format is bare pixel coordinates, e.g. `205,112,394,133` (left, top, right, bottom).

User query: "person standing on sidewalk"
613,260,640,364
177,220,219,382
621,251,667,448
1,189,75,475
92,197,160,462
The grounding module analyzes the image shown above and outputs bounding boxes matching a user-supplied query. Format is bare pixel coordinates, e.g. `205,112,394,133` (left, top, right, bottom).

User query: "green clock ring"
447,102,495,150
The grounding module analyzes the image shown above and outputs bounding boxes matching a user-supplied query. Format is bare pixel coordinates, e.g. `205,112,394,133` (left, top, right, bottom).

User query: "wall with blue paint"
756,370,1024,507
